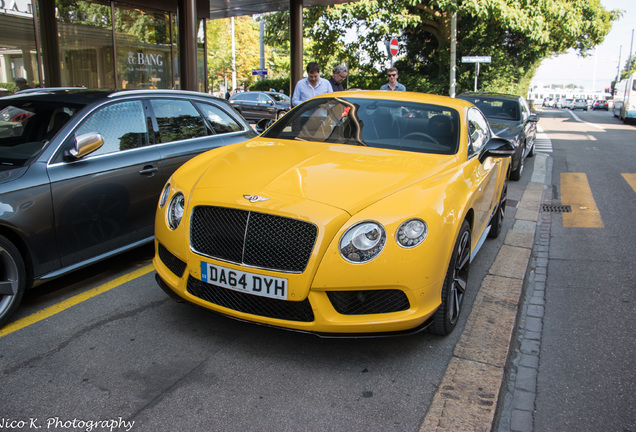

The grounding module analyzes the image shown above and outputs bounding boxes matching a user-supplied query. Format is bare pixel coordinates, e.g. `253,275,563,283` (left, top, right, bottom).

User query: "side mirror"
67,132,104,160
255,118,274,134
478,137,515,163
268,100,275,105
527,114,539,123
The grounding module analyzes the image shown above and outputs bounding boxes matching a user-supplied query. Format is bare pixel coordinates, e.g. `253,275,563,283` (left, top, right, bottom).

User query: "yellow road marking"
0,263,154,338
622,173,636,193
560,173,604,228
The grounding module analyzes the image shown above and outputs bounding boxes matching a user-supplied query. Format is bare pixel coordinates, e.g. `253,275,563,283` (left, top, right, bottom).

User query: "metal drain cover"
541,204,572,213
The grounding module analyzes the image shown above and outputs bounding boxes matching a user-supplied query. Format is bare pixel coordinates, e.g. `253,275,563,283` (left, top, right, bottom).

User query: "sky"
531,0,636,91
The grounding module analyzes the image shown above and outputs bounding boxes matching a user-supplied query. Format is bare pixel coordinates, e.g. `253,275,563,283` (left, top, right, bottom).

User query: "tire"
510,145,525,181
431,220,471,336
0,235,26,327
488,177,507,239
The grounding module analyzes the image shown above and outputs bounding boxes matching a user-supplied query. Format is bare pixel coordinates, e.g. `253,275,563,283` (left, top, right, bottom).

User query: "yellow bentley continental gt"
153,91,515,336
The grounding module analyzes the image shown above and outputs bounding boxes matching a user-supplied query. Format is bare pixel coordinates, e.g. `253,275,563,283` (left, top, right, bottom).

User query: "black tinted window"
150,99,207,143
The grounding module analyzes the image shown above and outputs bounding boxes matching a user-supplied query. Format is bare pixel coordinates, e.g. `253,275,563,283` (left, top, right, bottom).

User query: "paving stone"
489,245,532,280
421,357,504,432
510,409,533,432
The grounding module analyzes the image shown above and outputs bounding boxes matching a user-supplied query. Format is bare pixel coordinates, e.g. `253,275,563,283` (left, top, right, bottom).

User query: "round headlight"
167,192,185,230
159,183,171,208
396,219,427,248
339,221,386,263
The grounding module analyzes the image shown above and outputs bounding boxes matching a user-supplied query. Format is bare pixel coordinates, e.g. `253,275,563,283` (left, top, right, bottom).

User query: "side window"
520,98,530,120
245,93,259,102
258,94,271,103
195,102,243,134
75,101,147,156
467,108,490,156
149,99,207,143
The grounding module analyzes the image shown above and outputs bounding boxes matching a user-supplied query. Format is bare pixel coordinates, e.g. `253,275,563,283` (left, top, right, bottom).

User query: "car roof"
315,90,475,110
2,88,227,105
456,91,521,102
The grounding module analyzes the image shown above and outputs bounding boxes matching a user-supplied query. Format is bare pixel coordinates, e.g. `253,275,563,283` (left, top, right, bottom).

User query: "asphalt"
420,153,551,431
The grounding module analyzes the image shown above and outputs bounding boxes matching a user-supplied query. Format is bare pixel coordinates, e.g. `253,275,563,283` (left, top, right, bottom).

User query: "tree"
264,0,620,95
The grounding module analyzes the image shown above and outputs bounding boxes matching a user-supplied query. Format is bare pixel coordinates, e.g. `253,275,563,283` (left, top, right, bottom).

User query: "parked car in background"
154,90,515,336
457,92,538,181
229,91,291,122
0,88,256,326
571,99,588,111
593,99,609,110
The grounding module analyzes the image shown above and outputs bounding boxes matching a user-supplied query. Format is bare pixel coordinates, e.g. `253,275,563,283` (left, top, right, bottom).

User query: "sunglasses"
388,73,397,77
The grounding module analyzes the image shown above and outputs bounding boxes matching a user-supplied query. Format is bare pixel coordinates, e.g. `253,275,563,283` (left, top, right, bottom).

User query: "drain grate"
542,204,572,213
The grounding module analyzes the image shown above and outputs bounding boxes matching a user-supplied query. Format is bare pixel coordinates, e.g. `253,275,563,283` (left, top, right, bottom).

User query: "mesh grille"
327,290,410,315
191,206,317,273
158,243,187,277
187,276,314,322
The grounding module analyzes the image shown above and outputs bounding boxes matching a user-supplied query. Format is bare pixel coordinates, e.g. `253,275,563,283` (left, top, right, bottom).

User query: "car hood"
487,119,522,139
190,138,457,215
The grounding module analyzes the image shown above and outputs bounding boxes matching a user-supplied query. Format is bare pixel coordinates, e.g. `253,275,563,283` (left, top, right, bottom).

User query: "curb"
421,153,550,432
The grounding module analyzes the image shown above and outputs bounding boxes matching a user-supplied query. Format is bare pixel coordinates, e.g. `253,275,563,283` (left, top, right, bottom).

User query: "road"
0,106,633,432
496,107,636,432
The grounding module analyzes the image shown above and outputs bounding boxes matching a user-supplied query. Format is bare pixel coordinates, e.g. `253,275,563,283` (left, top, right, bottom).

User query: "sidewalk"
420,153,551,431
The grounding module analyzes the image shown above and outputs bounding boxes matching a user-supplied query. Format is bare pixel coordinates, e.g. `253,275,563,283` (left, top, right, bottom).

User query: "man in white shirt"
292,62,333,106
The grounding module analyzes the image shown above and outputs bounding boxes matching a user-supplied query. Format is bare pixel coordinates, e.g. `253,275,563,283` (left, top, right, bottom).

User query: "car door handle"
139,165,159,177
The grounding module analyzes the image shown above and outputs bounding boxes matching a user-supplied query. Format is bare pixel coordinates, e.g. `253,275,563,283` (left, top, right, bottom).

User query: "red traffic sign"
389,38,398,56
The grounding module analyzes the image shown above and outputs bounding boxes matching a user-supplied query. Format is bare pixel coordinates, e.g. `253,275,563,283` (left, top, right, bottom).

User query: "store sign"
0,0,33,17
127,51,164,71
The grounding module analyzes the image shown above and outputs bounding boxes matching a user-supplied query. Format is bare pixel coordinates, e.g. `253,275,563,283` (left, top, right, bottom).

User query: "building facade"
1,0,207,92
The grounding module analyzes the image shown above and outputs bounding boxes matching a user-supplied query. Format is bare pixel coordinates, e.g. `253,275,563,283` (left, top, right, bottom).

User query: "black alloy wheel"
431,220,471,335
0,235,26,327
488,177,508,239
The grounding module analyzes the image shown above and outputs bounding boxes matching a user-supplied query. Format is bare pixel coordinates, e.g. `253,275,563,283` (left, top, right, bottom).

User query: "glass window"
467,108,490,155
0,2,40,89
244,93,259,102
57,1,114,88
114,4,172,89
149,99,207,142
194,102,243,134
75,101,147,155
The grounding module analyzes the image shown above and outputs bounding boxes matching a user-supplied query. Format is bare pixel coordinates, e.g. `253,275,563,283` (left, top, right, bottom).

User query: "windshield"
0,100,83,167
460,97,520,121
262,97,460,155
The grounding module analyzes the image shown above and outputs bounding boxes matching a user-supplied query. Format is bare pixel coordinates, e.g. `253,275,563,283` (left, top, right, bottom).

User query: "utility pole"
231,17,237,92
450,12,457,97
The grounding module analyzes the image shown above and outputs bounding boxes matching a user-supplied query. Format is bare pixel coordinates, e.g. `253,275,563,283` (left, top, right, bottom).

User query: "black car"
457,92,538,181
229,91,291,122
0,89,256,326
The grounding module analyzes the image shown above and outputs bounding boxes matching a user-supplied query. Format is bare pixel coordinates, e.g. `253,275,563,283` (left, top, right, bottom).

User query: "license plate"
200,262,287,300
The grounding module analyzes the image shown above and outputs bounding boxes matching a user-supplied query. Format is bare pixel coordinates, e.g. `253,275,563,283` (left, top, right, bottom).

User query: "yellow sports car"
153,91,514,336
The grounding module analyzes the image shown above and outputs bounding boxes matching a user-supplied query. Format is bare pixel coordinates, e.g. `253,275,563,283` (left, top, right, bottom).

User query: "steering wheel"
402,132,439,145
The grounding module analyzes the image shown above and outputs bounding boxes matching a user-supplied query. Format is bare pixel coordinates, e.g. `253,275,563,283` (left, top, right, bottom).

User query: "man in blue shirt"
292,62,333,106
380,67,406,91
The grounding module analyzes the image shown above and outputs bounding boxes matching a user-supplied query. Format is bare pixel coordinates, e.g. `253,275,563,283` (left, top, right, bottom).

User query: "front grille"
187,276,314,322
327,290,410,315
158,243,186,277
190,206,318,273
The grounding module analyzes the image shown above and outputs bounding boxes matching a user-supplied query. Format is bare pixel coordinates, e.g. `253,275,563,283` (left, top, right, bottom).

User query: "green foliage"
263,0,620,96
250,77,291,94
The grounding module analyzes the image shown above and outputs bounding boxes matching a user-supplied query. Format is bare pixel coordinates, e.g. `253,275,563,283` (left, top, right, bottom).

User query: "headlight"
159,183,171,208
166,192,185,230
339,221,386,263
396,219,427,248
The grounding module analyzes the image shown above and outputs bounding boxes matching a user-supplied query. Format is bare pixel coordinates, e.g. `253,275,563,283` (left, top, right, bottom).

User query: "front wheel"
488,178,508,239
510,145,525,181
431,220,471,336
0,235,26,327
